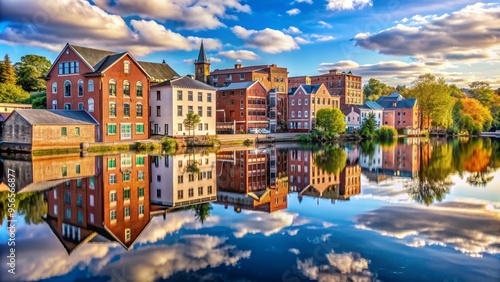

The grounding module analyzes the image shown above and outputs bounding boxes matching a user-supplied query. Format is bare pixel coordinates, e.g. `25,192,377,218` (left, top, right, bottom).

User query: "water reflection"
0,137,499,281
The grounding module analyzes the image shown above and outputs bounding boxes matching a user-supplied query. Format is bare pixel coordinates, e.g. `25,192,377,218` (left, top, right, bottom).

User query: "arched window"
88,98,94,112
88,80,94,92
304,98,308,105
52,82,57,94
124,61,130,74
109,102,116,117
78,80,84,97
136,103,143,117
136,81,143,97
78,102,84,110
124,103,130,118
64,103,71,110
109,79,116,96
64,81,71,97
52,100,57,110
123,80,130,97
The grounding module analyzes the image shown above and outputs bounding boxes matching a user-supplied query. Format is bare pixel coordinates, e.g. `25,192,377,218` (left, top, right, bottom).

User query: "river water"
0,137,499,282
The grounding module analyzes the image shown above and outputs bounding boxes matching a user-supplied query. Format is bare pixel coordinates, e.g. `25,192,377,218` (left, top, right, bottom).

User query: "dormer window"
124,61,130,74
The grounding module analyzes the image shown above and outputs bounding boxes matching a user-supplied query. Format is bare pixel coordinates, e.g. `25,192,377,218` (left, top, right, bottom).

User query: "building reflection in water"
215,148,288,213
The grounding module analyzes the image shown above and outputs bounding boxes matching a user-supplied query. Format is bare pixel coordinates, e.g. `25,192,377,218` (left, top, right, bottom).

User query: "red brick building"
287,84,340,132
45,43,178,142
289,69,363,107
207,63,288,132
377,92,420,133
216,81,268,133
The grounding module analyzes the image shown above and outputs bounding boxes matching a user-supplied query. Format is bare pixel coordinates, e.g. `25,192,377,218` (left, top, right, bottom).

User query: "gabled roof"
377,91,403,102
138,61,179,82
358,101,384,110
217,81,267,91
378,98,417,109
340,104,360,115
289,84,323,96
11,110,98,125
211,65,268,75
151,76,216,90
71,44,117,68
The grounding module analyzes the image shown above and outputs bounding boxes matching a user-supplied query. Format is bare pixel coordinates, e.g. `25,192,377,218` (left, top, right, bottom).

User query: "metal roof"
151,76,216,90
217,81,264,91
12,109,98,125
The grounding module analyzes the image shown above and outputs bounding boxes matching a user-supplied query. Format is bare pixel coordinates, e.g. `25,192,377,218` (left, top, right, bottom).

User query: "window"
178,190,184,199
207,93,212,102
61,127,67,136
65,208,71,220
138,171,144,180
75,127,80,136
52,100,57,109
226,74,232,80
298,111,301,118
177,105,183,116
298,99,302,105
109,79,116,96
178,175,184,184
208,185,213,194
124,207,130,218
240,73,245,80
136,156,145,166
188,91,193,101
110,210,116,220
88,98,94,112
305,111,308,117
156,189,161,198
198,106,203,117
156,90,161,101
124,103,130,117
136,103,143,117
305,122,308,129
205,123,208,131
109,102,116,117
188,106,193,113
77,194,83,208
188,188,194,197
76,178,82,188
120,124,132,139
110,191,117,203
198,187,203,196
64,191,71,205
291,111,295,118
123,81,130,97
109,174,117,184
52,82,57,94
207,106,212,117
108,158,116,169
78,80,84,96
58,61,79,74
139,204,144,216
136,81,143,97
78,102,84,110
138,187,144,198
124,61,130,74
124,187,130,200
88,80,94,92
107,124,117,135
136,123,144,134
64,103,71,110
189,174,195,182
177,90,182,101
305,98,308,105
198,123,203,131
291,100,295,106
156,106,161,117
198,92,203,102
64,81,71,97
178,123,182,131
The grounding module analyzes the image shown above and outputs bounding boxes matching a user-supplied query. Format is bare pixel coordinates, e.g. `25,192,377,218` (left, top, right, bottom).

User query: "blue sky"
0,0,498,87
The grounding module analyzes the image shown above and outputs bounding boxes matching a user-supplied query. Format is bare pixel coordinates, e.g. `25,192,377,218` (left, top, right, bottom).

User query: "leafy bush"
136,142,162,152
243,139,253,146
377,126,397,139
296,134,312,142
161,137,177,150
446,126,459,135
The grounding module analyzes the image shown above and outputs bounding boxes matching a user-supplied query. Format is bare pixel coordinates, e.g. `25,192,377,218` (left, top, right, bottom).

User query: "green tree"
396,85,410,97
315,108,346,134
469,81,494,106
0,54,17,85
449,84,466,98
363,78,394,101
26,91,47,109
360,113,377,138
190,203,212,224
313,144,347,174
183,111,201,139
15,55,51,92
407,74,454,130
0,83,30,102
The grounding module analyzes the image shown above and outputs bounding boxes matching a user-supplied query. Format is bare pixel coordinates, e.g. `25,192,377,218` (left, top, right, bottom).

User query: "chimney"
329,69,338,74
162,59,166,64
235,63,242,69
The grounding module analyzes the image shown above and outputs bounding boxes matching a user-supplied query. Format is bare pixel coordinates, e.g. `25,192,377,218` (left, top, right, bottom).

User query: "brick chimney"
235,63,242,69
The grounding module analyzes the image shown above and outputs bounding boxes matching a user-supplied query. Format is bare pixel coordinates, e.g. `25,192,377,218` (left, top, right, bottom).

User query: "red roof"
210,65,269,75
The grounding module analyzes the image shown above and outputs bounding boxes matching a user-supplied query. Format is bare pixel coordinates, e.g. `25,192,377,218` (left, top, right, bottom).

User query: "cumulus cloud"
318,21,333,28
286,8,301,16
297,251,375,282
231,25,299,54
326,0,373,11
294,37,313,44
353,3,500,63
293,0,313,4
355,201,500,257
0,0,221,56
283,26,302,34
218,50,260,60
93,0,251,30
311,34,335,42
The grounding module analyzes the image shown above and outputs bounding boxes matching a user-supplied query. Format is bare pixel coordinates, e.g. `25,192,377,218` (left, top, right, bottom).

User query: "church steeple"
194,40,211,84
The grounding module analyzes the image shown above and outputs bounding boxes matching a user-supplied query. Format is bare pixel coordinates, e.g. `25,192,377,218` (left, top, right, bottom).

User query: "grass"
87,143,137,153
32,147,81,157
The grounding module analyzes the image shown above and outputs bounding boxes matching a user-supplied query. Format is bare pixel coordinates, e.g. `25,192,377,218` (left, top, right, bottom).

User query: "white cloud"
286,8,301,16
283,26,302,34
294,37,313,44
209,57,222,63
311,34,335,41
0,0,221,56
318,21,333,28
93,0,252,30
293,0,313,4
326,0,373,11
231,25,300,54
289,248,301,255
218,50,260,60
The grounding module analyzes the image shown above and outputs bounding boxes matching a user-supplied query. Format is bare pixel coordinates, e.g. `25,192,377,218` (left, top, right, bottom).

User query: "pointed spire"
196,40,209,64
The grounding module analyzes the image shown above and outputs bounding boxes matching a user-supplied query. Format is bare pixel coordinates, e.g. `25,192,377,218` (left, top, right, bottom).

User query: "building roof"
195,41,209,64
138,61,179,82
377,91,403,102
12,109,98,125
151,76,216,90
71,44,117,68
358,101,384,110
0,103,33,108
217,81,266,91
378,98,417,109
340,105,360,115
211,65,268,75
